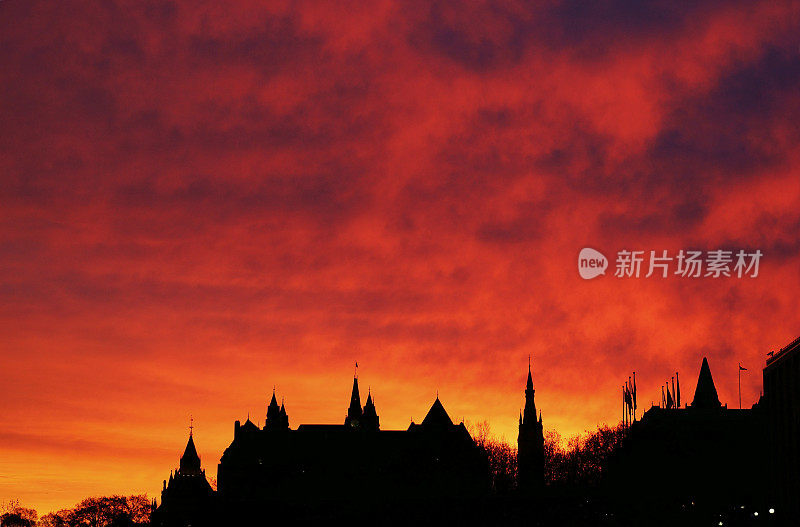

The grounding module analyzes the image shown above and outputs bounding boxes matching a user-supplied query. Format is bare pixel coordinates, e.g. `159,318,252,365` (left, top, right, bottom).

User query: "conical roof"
347,376,362,419
179,434,201,473
691,357,721,409
350,377,361,409
266,389,281,424
522,362,537,424
421,397,453,427
363,391,377,417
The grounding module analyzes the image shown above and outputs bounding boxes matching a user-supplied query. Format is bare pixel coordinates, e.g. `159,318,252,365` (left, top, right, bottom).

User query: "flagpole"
671,376,675,410
738,363,741,410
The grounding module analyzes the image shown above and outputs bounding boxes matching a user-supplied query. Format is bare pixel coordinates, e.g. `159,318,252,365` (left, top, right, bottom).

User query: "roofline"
766,335,800,368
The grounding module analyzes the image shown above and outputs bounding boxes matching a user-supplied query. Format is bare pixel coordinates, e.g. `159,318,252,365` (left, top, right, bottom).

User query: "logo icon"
578,248,608,279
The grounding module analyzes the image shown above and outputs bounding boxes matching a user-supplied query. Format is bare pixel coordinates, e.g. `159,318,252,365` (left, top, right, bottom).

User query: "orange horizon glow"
2,0,799,515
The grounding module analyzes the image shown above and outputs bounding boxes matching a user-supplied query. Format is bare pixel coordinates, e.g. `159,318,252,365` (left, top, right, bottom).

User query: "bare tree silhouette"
466,420,518,493
38,496,150,527
544,424,625,487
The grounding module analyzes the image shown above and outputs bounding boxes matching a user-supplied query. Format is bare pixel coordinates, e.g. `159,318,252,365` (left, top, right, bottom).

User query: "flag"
666,387,674,409
739,364,747,371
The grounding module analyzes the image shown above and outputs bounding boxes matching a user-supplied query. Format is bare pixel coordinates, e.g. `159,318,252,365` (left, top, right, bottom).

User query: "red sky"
1,0,799,514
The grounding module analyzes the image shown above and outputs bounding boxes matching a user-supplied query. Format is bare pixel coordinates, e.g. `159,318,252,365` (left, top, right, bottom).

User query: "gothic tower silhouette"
517,358,544,489
362,388,380,431
264,388,289,431
151,428,214,527
345,373,363,429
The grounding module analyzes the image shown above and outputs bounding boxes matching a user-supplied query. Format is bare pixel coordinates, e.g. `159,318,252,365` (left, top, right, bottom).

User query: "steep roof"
363,391,377,418
349,377,361,412
267,389,281,421
179,434,202,473
421,397,453,428
241,418,259,432
691,357,721,409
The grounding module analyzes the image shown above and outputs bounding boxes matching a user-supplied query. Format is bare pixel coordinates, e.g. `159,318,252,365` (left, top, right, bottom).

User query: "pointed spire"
522,357,537,425
179,432,201,474
691,357,722,409
349,376,361,411
345,373,363,428
264,386,281,427
265,389,288,430
527,355,534,391
278,398,289,429
362,386,379,431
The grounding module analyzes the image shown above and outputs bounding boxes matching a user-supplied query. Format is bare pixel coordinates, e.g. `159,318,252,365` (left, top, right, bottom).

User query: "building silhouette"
151,431,215,527
610,357,766,511
517,359,544,489
217,373,486,505
763,336,800,521
153,371,487,525
149,352,796,524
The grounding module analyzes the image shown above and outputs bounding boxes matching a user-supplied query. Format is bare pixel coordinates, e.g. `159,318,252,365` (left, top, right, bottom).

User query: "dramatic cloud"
0,0,798,513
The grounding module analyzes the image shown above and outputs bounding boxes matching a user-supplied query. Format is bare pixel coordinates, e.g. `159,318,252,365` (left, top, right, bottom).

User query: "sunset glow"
1,0,799,514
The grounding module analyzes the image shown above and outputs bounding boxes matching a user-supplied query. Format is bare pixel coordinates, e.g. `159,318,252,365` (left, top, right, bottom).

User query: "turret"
361,388,380,431
265,389,289,431
345,373,363,429
154,429,214,527
279,399,289,429
179,433,202,475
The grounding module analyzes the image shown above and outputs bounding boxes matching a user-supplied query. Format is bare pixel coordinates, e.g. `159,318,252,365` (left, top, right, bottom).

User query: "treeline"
1,496,151,527
544,425,625,487
468,421,625,492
